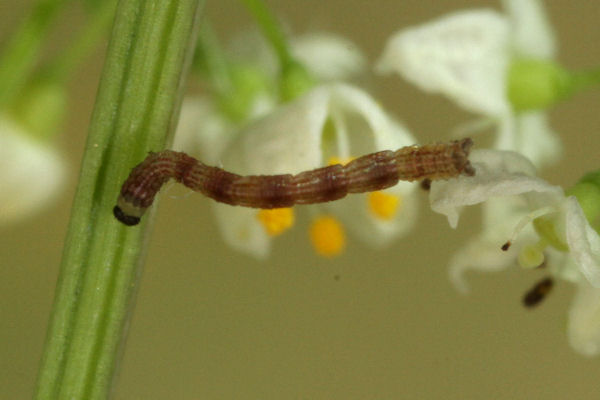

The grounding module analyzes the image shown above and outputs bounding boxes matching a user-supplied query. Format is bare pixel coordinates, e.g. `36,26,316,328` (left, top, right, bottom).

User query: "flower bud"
567,172,600,226
507,59,571,112
218,64,271,122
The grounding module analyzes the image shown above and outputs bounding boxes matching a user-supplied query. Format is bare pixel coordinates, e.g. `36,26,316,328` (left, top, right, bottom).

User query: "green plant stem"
194,21,234,97
34,0,204,398
0,0,72,107
570,67,600,94
239,0,294,68
44,0,118,84
239,0,314,101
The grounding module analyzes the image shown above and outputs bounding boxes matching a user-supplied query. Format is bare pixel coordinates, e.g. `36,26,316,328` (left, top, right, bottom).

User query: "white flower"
0,114,65,225
212,83,418,258
174,32,367,164
377,0,561,169
230,31,367,83
430,149,600,356
290,32,367,82
173,93,273,165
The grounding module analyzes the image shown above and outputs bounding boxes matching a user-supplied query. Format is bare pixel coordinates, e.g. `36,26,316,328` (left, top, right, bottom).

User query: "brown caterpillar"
113,138,475,226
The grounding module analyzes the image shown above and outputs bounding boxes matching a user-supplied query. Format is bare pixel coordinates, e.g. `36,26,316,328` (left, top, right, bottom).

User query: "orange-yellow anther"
309,215,346,257
368,191,401,220
257,208,295,236
327,156,354,166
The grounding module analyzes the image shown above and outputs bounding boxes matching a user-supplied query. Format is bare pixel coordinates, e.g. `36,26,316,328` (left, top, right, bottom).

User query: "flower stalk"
43,0,119,86
34,0,204,398
239,0,315,100
0,0,73,107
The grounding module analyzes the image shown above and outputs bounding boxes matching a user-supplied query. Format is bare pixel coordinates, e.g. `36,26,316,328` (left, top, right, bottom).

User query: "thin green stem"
0,0,72,107
34,0,204,398
239,0,294,68
194,21,233,97
43,0,118,84
569,66,600,94
239,0,314,101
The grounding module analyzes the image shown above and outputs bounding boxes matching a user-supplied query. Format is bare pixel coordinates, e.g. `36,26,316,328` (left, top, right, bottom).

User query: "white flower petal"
449,233,519,293
212,203,270,258
329,182,418,247
229,30,366,83
495,112,561,169
566,196,600,288
321,89,418,243
502,0,556,58
328,85,417,151
291,33,366,81
214,83,420,256
377,10,511,116
430,149,561,228
0,116,65,225
480,196,531,240
221,86,331,175
210,88,331,258
550,253,584,285
174,93,276,165
568,281,600,356
173,97,235,164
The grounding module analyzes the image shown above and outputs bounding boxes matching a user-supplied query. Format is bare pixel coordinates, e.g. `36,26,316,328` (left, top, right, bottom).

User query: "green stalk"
43,0,119,85
194,21,234,97
0,0,72,107
34,0,204,398
239,0,314,101
239,0,293,68
569,66,600,94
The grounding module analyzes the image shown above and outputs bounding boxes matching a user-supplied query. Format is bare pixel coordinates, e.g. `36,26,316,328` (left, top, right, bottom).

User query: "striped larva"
113,138,475,226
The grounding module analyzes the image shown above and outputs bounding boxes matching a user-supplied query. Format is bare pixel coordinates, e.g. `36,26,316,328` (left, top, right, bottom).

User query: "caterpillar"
113,138,475,226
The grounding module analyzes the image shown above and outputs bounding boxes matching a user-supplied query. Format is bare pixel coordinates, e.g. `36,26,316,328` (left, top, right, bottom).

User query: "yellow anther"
257,208,295,236
368,191,402,220
309,215,346,257
327,156,354,166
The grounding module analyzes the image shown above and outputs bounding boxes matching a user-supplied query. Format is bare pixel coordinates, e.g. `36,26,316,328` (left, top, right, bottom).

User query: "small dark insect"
501,241,511,251
420,178,432,191
113,138,475,226
523,277,554,308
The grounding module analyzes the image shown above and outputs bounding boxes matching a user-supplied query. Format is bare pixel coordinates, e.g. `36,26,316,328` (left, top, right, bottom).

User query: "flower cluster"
429,149,600,355
175,31,418,258
174,0,600,354
375,0,600,355
210,83,419,257
377,0,563,169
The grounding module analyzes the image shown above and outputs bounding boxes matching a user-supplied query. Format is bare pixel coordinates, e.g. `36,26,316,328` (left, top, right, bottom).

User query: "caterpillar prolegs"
113,138,475,226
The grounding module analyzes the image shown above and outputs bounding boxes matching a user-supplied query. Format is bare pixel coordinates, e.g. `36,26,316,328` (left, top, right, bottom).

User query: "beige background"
2,1,600,398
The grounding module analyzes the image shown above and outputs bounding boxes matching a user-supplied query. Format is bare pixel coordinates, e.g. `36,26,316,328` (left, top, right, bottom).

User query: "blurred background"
2,0,600,398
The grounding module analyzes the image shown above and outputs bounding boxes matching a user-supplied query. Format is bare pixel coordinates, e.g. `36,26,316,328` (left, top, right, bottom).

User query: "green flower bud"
566,171,600,228
217,63,272,122
507,59,571,112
